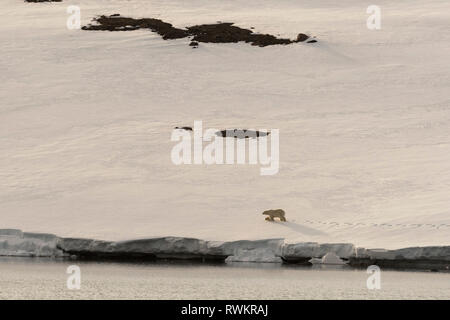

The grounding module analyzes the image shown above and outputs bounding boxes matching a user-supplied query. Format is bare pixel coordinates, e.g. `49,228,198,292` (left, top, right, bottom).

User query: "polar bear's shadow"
274,221,326,236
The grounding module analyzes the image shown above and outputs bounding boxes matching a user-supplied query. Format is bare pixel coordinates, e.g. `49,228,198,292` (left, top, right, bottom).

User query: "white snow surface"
1,0,450,249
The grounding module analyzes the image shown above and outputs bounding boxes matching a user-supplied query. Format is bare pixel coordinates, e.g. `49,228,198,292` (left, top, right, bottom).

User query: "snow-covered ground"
1,0,449,249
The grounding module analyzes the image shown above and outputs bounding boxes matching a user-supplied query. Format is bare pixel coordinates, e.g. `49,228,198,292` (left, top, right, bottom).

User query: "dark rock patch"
215,129,270,139
82,15,316,47
175,126,193,131
296,33,309,42
82,15,189,40
25,0,62,2
186,23,293,47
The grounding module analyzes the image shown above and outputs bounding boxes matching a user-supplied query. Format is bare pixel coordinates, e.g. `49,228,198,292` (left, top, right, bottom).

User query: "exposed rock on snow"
215,129,270,138
296,33,309,42
174,126,193,131
25,0,62,2
186,23,297,47
82,15,189,38
82,15,314,47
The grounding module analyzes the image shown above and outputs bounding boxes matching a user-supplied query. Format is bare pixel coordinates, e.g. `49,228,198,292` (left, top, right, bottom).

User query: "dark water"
0,257,448,299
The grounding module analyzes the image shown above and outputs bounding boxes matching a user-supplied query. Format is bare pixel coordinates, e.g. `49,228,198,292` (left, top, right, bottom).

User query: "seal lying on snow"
262,209,286,222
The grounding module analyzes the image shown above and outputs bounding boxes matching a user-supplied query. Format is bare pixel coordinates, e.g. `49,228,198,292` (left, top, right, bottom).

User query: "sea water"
0,257,448,299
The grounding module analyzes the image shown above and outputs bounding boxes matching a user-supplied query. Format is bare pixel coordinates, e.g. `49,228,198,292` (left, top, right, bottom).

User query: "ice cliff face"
354,246,450,261
57,237,284,262
0,229,64,257
0,230,448,269
57,237,228,260
281,242,355,263
221,239,284,263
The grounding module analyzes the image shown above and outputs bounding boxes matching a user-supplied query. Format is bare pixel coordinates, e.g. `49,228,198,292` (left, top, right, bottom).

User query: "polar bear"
262,209,286,222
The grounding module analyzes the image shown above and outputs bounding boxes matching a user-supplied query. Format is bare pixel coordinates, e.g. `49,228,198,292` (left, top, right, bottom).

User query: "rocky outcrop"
82,15,316,47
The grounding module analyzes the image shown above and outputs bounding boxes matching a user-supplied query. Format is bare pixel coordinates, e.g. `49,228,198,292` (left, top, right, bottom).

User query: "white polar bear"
262,209,286,222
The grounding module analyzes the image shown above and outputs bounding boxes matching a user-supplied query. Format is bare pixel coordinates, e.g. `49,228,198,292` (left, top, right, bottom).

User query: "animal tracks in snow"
302,220,450,230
